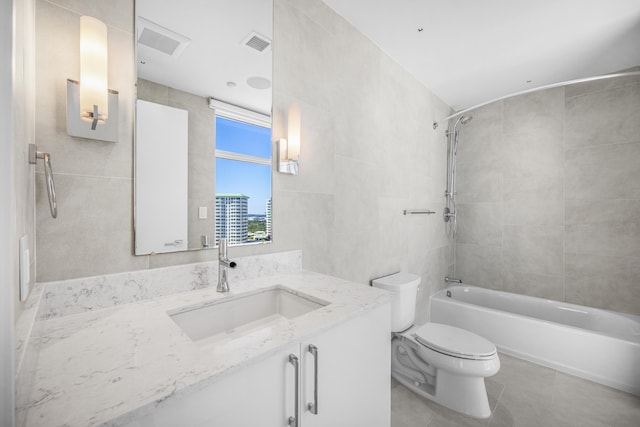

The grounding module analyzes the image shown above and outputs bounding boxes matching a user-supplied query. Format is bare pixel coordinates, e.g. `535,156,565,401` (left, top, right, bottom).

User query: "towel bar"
29,144,57,218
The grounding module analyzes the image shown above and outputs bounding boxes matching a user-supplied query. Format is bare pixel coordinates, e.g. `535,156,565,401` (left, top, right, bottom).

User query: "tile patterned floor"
391,353,640,427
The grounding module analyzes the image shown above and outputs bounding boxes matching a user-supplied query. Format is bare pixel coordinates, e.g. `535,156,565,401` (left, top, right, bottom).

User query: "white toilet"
372,272,500,419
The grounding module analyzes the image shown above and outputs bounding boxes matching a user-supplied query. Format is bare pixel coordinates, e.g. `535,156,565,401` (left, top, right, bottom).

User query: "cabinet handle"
288,354,299,427
307,344,318,415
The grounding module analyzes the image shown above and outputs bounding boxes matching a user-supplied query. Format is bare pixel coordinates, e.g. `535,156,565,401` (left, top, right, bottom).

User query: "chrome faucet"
444,276,462,284
217,239,237,293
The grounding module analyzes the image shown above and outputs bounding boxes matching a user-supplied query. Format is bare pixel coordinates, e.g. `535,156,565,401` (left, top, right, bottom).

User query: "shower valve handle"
443,207,456,222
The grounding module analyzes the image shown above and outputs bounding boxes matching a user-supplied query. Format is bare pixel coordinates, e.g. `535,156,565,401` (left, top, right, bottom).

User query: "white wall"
34,0,454,321
1,0,35,421
1,0,16,423
271,0,454,322
6,0,37,424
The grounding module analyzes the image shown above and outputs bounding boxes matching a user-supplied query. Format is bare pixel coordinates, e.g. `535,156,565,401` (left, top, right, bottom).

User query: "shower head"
460,115,473,125
446,115,474,137
450,115,473,131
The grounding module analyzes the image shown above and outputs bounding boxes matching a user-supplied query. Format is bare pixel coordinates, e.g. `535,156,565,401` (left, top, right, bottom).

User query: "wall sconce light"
80,16,108,128
66,15,119,142
278,104,301,174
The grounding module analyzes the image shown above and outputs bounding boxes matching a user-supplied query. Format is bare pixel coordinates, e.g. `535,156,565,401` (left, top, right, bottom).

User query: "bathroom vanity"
124,289,391,426
18,260,391,427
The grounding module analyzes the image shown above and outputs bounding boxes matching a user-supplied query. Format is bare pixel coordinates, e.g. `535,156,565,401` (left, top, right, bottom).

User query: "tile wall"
455,71,640,315
272,0,454,323
34,0,147,280
34,0,453,322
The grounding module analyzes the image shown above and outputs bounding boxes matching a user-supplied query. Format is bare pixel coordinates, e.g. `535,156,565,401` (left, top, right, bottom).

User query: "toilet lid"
412,323,497,360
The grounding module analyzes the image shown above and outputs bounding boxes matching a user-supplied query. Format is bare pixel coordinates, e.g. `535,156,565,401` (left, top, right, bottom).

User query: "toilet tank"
372,272,421,332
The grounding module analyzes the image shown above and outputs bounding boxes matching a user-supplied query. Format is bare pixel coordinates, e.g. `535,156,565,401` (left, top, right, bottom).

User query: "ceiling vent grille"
241,32,271,53
137,17,191,57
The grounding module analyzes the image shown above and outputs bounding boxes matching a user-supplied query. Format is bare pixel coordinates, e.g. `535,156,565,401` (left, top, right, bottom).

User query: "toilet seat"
411,323,497,360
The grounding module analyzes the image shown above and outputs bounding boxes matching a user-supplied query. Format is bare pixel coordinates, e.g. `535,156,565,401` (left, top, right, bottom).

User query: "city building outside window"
215,115,272,246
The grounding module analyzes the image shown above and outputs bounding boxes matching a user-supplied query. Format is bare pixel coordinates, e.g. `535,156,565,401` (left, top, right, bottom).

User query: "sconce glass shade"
287,104,301,159
80,16,108,124
277,104,301,174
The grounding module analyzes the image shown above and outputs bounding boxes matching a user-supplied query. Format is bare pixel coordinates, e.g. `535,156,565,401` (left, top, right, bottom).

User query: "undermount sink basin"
168,286,328,349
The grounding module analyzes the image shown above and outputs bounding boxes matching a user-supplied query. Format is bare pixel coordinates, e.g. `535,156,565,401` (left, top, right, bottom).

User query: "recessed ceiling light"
247,76,271,90
226,81,237,88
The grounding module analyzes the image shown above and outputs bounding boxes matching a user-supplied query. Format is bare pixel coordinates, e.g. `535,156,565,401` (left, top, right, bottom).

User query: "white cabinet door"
300,304,391,427
118,304,391,427
121,343,299,427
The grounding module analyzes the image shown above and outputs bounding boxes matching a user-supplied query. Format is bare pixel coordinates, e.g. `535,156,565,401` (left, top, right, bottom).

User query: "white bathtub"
430,285,640,395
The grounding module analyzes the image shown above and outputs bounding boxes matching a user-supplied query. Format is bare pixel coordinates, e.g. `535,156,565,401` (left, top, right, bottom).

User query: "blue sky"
215,117,272,214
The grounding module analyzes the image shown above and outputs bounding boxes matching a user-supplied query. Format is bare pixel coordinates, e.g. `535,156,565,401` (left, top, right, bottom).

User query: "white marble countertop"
21,270,390,427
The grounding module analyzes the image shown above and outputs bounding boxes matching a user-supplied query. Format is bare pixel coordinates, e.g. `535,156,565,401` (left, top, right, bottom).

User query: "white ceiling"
322,0,640,110
136,0,272,115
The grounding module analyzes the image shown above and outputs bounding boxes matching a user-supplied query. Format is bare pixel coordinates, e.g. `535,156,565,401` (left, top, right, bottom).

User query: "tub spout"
444,276,462,284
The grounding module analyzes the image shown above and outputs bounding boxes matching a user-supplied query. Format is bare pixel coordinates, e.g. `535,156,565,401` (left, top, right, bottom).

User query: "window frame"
212,100,273,246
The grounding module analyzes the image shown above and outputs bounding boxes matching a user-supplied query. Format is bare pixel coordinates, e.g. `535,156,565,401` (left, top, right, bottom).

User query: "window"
215,115,272,246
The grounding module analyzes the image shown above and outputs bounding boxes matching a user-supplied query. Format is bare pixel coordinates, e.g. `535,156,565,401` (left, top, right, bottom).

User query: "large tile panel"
503,175,563,227
566,83,640,148
566,223,640,258
503,270,563,301
456,203,502,246
503,225,563,276
565,141,640,201
333,155,381,235
549,372,640,427
273,0,336,111
489,354,556,427
503,87,564,137
565,253,640,315
502,129,563,194
35,174,148,281
565,199,640,258
456,165,503,204
456,103,503,204
455,243,503,290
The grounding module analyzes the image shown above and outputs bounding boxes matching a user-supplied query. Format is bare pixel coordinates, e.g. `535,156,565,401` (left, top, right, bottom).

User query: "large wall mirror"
134,0,273,255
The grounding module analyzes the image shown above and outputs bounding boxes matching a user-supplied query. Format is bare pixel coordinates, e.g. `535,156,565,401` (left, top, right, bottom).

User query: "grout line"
564,79,640,101
487,381,506,427
565,138,640,152
500,100,505,292
562,86,566,303
34,171,132,181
